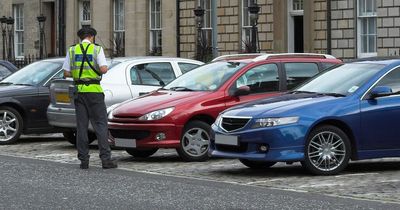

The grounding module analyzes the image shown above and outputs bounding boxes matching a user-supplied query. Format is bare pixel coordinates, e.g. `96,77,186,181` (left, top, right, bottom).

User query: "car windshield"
2,61,62,86
164,61,246,91
295,63,384,96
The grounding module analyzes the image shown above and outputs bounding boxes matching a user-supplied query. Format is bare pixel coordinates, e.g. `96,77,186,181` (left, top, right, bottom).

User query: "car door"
225,63,281,108
127,62,177,97
360,67,400,150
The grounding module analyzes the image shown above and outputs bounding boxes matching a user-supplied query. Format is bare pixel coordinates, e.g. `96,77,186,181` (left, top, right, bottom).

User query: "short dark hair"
77,27,97,40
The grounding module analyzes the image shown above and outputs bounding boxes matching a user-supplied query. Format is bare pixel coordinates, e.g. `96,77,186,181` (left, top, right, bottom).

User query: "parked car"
0,58,65,144
108,53,342,161
210,57,400,175
0,60,18,80
47,57,204,144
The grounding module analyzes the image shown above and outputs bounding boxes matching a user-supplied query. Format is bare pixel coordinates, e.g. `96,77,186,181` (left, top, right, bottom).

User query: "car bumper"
108,121,183,148
209,123,307,162
47,105,94,131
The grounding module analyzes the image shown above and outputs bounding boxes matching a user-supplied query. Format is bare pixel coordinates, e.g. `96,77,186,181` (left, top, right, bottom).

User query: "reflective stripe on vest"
70,43,103,93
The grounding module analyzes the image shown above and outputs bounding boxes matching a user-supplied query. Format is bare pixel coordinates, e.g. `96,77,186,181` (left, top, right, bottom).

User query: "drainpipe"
326,0,332,54
211,0,218,58
176,0,181,57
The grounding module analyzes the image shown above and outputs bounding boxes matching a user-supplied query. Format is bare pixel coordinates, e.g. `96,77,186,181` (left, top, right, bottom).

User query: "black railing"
8,54,41,68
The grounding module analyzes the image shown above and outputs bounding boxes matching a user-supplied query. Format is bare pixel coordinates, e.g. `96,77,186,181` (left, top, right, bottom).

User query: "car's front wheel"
301,125,351,175
63,130,97,145
0,106,23,145
126,148,159,158
239,159,276,169
177,121,211,162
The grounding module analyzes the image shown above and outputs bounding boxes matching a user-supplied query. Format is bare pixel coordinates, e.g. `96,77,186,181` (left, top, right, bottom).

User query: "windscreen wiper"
169,86,194,91
14,83,34,86
0,82,13,85
288,90,318,94
318,92,346,97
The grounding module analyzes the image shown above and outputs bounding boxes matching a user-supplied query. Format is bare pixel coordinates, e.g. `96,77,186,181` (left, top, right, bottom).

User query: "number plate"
215,134,239,146
55,92,71,103
115,138,137,148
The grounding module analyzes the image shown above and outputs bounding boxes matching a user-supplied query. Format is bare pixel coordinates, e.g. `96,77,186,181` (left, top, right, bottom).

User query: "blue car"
210,58,400,175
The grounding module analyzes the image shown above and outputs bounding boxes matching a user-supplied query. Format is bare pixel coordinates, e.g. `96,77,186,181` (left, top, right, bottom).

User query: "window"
13,4,24,58
358,0,377,57
284,63,319,90
235,64,279,94
113,0,125,56
130,62,175,86
201,0,212,51
80,0,91,27
0,65,12,79
150,0,162,55
178,62,201,74
375,68,400,93
241,0,252,51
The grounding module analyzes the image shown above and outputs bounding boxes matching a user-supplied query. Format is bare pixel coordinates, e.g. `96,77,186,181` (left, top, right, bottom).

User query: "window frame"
113,0,125,56
13,4,24,58
149,0,162,54
79,0,91,27
200,0,212,49
357,0,377,58
241,0,252,51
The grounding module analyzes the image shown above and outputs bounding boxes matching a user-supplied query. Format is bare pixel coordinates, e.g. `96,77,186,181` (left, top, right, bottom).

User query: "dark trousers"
74,93,111,161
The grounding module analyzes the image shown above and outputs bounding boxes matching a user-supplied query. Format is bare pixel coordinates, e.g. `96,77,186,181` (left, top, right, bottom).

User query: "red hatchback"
108,53,342,161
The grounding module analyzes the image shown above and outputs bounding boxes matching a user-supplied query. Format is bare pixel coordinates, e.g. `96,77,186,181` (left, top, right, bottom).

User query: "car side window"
0,64,12,78
235,63,279,94
178,62,200,74
375,67,400,93
284,63,319,90
130,62,176,86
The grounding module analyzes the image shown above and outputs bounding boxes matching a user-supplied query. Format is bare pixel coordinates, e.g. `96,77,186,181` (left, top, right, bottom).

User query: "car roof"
346,56,400,65
109,56,204,64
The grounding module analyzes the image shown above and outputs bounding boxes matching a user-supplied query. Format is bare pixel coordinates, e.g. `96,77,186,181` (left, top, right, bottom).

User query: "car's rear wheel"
177,121,211,162
239,159,276,169
0,106,23,145
63,130,97,145
126,148,159,158
301,125,351,175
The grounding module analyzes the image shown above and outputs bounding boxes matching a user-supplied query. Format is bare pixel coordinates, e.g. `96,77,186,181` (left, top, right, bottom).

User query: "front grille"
221,117,250,132
109,129,150,141
216,143,248,153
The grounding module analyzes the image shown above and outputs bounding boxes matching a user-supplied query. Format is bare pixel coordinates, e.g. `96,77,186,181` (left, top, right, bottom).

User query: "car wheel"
301,125,351,175
63,131,97,145
177,120,211,162
125,148,159,158
0,106,23,145
239,159,276,169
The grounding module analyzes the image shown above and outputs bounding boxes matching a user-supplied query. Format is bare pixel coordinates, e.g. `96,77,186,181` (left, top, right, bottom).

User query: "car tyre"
177,120,211,162
301,125,351,175
63,130,97,145
125,148,159,158
239,159,276,169
0,106,23,145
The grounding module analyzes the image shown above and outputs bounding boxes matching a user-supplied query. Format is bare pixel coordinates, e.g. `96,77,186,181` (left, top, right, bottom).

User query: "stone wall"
377,0,400,56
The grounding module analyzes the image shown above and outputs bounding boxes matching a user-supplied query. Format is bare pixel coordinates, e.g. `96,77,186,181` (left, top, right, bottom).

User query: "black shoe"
80,161,89,169
102,160,118,169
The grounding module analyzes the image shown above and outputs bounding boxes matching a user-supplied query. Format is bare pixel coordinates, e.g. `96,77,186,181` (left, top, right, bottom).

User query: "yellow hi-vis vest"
69,42,103,93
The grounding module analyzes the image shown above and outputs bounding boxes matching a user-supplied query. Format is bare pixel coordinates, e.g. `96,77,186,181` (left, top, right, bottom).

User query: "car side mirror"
232,85,250,97
369,86,393,99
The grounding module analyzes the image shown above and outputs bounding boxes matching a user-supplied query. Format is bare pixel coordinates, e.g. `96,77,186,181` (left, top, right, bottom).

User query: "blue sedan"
210,58,400,175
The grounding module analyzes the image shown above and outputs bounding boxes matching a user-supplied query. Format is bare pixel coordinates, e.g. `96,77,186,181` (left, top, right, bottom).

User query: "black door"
293,16,304,53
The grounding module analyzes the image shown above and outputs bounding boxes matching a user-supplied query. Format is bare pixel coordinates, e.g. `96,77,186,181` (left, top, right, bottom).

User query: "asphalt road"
0,155,399,210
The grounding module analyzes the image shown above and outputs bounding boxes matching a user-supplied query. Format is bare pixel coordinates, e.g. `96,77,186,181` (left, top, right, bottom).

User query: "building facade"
0,0,399,62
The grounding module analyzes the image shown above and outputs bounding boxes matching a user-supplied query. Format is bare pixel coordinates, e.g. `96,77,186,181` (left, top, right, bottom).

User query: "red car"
108,53,342,161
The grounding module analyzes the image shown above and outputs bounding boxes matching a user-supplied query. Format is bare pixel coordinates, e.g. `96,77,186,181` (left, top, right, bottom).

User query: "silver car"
47,57,203,144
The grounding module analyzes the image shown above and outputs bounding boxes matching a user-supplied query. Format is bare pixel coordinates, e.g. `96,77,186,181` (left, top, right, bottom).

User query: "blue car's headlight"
252,117,299,128
138,107,174,121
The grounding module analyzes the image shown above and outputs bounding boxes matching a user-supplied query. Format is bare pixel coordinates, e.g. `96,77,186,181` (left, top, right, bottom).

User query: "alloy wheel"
0,109,20,143
182,127,210,158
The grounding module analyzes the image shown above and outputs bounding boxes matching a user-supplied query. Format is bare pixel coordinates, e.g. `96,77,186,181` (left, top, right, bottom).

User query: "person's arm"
62,51,72,78
97,47,108,74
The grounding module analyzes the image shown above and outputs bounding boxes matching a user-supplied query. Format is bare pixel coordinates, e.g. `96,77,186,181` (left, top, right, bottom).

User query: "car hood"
112,90,210,117
224,93,341,117
0,85,36,97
